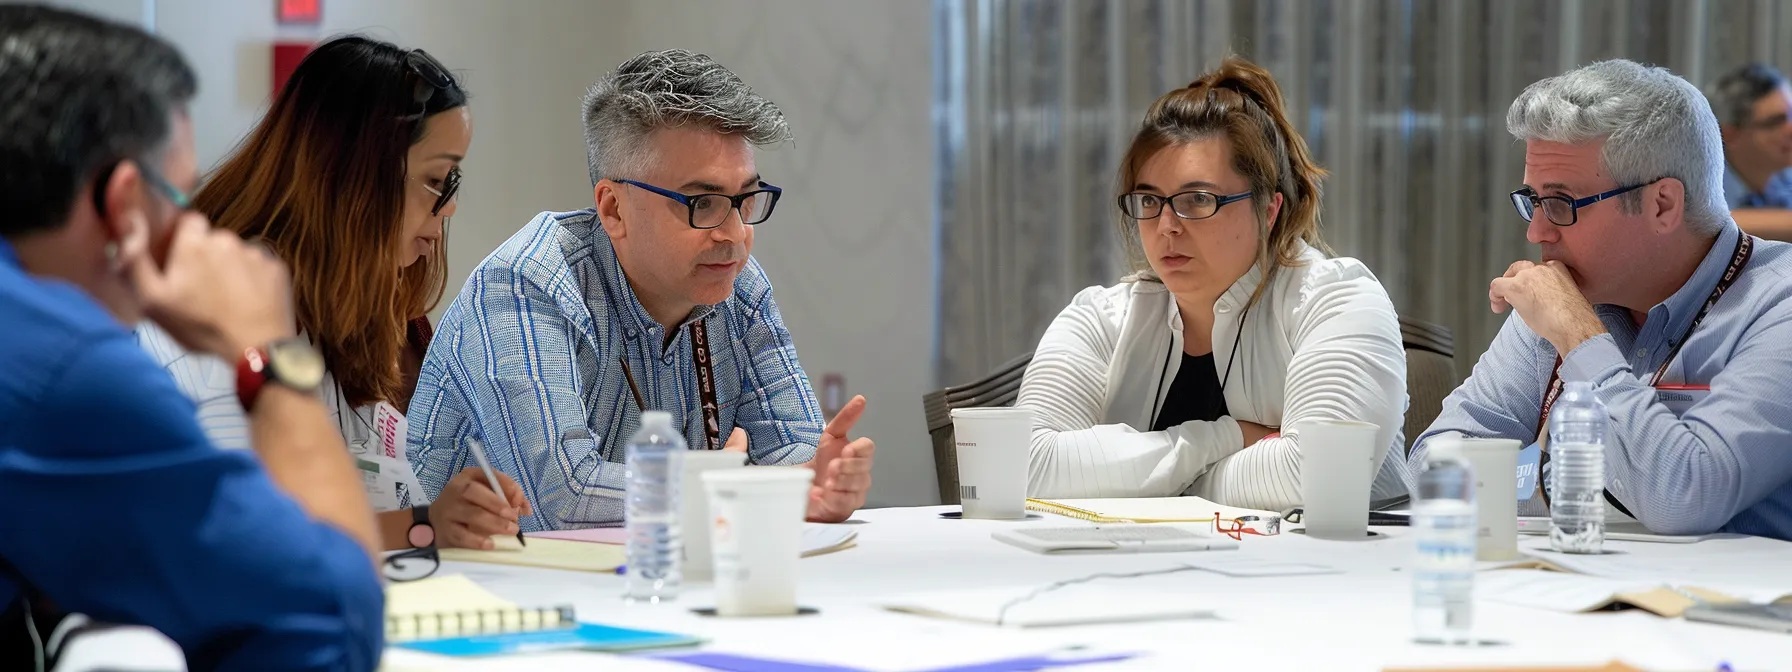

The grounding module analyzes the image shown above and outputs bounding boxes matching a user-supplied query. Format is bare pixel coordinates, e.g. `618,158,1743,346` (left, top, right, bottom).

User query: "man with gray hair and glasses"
1708,62,1792,241
410,50,875,529
1412,59,1792,541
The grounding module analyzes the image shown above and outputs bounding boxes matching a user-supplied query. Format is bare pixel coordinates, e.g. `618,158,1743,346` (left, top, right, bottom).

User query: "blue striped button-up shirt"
407,209,821,530
1413,223,1792,540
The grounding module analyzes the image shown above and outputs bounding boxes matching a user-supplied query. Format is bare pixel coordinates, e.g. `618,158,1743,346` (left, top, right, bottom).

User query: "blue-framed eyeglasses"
1510,181,1654,226
613,178,783,230
1119,190,1252,221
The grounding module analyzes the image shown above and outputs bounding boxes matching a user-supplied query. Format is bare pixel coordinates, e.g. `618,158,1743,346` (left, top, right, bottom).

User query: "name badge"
1516,442,1542,501
1655,385,1710,417
373,401,409,462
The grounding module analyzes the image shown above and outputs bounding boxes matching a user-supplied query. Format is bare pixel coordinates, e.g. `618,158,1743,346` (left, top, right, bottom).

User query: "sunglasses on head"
402,49,455,120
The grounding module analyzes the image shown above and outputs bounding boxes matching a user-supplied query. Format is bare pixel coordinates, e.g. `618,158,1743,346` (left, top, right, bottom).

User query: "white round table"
383,505,1792,671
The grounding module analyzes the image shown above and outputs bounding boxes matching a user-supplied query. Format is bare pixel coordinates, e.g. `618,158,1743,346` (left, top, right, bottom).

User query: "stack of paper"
516,523,857,559
1480,562,1792,617
1025,496,1279,525
801,524,858,557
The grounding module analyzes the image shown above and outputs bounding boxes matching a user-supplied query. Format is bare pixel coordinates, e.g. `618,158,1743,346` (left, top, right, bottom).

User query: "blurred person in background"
1016,56,1411,510
1709,62,1792,241
136,36,528,552
0,5,383,669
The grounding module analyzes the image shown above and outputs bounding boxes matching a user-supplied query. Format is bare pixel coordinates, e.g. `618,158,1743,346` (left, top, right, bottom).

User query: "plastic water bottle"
1548,382,1607,554
625,410,684,603
1412,442,1476,645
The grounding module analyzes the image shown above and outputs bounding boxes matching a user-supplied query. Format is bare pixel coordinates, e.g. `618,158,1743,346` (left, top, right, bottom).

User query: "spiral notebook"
385,575,701,656
1025,496,1279,525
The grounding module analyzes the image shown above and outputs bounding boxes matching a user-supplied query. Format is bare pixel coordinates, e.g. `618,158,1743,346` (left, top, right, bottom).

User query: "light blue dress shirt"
1722,163,1792,209
407,209,821,530
1413,223,1792,540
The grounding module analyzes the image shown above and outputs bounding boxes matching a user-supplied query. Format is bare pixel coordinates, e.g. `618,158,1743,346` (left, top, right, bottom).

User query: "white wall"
605,0,938,508
63,0,937,508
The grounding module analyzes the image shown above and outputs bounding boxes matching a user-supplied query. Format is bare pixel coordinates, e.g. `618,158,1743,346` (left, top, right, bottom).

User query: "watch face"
408,523,435,548
267,338,326,388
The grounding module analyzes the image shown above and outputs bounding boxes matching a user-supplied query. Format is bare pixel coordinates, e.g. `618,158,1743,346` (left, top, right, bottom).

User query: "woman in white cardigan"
1017,57,1412,510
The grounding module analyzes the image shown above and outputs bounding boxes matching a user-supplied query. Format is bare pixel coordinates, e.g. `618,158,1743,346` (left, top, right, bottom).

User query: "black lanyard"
689,320,721,451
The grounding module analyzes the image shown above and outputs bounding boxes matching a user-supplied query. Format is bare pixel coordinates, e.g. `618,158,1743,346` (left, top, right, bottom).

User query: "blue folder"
397,622,702,657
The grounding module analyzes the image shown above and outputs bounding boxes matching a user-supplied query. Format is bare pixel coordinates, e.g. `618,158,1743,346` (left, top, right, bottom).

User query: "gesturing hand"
804,395,875,523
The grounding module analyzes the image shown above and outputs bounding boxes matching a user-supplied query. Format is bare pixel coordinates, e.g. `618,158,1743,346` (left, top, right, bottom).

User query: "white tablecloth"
383,505,1792,672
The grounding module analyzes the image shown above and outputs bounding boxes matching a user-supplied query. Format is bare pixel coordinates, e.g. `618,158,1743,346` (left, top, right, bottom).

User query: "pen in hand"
466,436,526,548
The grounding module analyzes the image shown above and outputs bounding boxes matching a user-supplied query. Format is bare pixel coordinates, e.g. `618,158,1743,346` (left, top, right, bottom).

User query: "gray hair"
1506,59,1728,238
581,49,790,185
1707,62,1787,127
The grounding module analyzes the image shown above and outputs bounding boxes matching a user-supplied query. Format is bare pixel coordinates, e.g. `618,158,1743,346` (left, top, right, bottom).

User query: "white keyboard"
992,525,1239,554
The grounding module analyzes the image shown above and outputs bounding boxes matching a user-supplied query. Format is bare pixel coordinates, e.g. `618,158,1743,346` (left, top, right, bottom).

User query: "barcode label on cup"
960,485,978,500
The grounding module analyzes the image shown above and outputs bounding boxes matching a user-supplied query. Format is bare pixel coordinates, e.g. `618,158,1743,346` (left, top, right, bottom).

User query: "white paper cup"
1443,437,1521,561
1297,419,1382,540
680,450,748,582
950,407,1033,519
702,467,812,617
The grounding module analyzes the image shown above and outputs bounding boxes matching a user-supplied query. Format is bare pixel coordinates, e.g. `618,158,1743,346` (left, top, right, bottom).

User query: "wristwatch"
234,337,325,411
407,505,436,548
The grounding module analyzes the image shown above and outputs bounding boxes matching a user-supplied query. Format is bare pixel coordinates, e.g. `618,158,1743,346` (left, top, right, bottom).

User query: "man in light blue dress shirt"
1710,62,1792,241
1414,60,1792,541
408,50,876,530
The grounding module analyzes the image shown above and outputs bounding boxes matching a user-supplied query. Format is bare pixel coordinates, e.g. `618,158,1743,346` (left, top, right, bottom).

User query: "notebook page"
438,537,626,572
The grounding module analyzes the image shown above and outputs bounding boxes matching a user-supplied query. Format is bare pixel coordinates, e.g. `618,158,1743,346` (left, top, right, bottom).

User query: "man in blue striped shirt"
1413,59,1792,541
408,50,876,530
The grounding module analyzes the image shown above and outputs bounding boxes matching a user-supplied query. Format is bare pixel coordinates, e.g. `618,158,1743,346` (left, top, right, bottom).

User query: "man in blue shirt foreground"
0,6,384,669
1414,59,1792,541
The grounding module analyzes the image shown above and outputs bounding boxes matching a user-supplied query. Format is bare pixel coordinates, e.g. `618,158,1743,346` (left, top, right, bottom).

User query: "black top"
1151,352,1230,431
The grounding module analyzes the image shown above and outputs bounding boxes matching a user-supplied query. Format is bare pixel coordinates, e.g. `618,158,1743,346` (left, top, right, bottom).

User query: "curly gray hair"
1507,59,1728,238
581,49,791,185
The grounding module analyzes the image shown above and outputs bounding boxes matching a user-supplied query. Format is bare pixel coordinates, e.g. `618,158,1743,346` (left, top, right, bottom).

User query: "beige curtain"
935,0,1792,387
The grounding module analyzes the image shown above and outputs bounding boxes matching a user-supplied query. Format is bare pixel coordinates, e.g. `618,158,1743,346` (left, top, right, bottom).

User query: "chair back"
1398,316,1458,456
923,352,1033,504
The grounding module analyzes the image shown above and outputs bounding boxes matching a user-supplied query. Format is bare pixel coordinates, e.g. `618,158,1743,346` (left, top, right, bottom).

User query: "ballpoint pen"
467,436,526,548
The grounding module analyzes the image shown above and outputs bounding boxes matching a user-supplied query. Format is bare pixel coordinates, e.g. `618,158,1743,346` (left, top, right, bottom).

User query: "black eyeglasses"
419,165,461,216
1119,190,1253,221
402,49,455,120
613,178,783,230
1509,181,1653,227
383,545,440,582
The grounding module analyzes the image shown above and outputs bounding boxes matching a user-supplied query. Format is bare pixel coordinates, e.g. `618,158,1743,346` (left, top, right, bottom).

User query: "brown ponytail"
1117,56,1331,307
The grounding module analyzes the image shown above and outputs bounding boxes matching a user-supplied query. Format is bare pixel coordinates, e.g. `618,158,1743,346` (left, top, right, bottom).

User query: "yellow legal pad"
1025,495,1281,524
437,537,626,573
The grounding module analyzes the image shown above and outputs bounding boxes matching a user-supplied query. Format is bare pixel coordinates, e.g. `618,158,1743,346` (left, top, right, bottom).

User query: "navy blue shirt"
0,236,384,670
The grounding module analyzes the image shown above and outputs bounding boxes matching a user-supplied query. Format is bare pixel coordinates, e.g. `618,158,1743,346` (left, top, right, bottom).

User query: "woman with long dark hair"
140,35,528,552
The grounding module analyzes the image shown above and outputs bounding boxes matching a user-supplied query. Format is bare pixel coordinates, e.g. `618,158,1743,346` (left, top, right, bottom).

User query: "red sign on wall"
277,0,320,24
272,42,312,95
